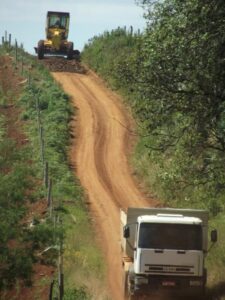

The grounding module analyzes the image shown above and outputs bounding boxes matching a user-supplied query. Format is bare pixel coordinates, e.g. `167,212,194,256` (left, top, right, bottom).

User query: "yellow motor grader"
35,11,79,59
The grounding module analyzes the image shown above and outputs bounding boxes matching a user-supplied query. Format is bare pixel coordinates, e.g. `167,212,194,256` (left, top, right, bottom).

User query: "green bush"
0,247,33,289
26,222,61,249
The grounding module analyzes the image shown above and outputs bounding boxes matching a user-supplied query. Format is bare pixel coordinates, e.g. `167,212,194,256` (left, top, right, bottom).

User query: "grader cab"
35,11,79,59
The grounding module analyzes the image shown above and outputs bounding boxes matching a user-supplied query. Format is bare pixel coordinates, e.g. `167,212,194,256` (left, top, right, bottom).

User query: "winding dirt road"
52,70,156,300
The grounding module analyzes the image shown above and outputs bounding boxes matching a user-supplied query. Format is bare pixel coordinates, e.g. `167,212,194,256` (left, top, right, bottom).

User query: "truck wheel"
74,49,80,60
127,272,139,299
123,271,129,299
67,42,74,60
129,294,139,300
37,40,44,59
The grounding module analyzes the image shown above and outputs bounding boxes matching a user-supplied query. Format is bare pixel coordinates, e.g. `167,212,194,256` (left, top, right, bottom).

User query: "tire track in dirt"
52,70,157,300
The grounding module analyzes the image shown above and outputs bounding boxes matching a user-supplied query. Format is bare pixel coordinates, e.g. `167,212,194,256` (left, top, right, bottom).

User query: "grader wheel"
37,40,45,59
67,42,74,60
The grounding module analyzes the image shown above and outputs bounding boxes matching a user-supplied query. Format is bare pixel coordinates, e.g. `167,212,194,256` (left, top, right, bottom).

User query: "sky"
0,0,146,54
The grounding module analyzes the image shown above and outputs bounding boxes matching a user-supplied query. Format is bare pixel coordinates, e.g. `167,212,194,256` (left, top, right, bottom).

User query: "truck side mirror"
123,226,130,239
211,229,217,243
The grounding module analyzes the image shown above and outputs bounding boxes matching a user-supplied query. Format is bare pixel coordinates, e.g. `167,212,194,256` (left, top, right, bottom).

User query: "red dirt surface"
53,70,159,300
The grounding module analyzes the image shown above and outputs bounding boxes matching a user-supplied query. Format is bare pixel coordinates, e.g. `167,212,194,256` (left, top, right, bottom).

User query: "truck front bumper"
132,275,205,297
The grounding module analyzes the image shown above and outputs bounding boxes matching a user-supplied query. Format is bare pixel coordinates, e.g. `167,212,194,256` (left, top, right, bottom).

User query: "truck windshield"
49,15,67,28
138,223,202,250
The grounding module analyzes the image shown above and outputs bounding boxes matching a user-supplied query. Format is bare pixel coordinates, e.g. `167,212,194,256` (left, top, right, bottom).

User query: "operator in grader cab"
35,11,79,60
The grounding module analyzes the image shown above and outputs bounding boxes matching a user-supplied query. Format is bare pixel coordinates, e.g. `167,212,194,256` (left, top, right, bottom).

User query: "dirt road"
52,70,156,300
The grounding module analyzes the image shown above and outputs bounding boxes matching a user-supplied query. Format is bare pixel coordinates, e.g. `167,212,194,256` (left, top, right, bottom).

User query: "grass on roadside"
63,203,109,299
0,40,107,298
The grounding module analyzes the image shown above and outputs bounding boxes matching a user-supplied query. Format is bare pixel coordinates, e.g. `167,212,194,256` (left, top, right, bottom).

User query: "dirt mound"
38,56,86,73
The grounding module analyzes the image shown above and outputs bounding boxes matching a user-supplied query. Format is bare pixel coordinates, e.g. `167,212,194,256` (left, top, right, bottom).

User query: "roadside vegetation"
0,115,34,290
82,0,225,288
0,40,106,299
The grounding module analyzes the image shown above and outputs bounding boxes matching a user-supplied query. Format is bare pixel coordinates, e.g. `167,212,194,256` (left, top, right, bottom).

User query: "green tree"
132,0,225,206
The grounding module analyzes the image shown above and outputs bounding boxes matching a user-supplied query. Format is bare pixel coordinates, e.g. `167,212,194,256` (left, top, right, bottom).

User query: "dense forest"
82,0,225,283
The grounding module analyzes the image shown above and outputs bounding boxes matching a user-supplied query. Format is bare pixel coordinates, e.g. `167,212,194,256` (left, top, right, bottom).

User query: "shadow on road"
140,284,225,300
207,281,225,300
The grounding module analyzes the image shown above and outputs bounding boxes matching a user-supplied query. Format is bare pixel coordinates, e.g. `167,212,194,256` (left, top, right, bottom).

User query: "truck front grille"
145,264,194,275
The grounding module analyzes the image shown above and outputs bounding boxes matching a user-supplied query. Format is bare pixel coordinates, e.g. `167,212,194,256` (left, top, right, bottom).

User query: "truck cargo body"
121,207,216,299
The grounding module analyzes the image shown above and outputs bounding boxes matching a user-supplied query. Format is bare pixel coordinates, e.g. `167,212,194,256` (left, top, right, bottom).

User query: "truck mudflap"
129,273,206,298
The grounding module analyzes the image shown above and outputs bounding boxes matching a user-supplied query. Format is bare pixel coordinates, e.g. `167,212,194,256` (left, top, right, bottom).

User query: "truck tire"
127,270,139,300
67,42,74,60
37,40,44,59
74,49,80,60
123,271,129,299
129,294,139,300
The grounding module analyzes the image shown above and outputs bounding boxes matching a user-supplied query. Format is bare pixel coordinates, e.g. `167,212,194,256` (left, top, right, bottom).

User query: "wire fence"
35,90,64,299
0,31,65,300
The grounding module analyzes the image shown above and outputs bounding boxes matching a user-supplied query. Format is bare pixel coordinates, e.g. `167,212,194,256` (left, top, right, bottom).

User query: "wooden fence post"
9,34,11,47
21,55,24,75
47,178,52,208
130,25,133,36
36,97,41,130
28,73,31,86
53,215,57,243
15,40,18,62
49,279,54,300
40,126,45,163
36,97,45,163
58,239,64,300
44,161,49,188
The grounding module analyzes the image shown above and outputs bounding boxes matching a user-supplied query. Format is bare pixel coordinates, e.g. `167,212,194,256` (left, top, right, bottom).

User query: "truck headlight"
189,280,203,287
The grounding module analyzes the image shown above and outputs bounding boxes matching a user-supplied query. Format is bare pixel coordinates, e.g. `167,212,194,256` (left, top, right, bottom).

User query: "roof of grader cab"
47,11,70,17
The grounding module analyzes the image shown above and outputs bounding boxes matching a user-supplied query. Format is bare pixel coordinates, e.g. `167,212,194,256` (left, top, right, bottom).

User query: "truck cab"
121,208,217,299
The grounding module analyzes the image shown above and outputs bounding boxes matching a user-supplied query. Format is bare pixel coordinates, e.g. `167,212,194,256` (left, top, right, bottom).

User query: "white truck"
121,207,217,299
